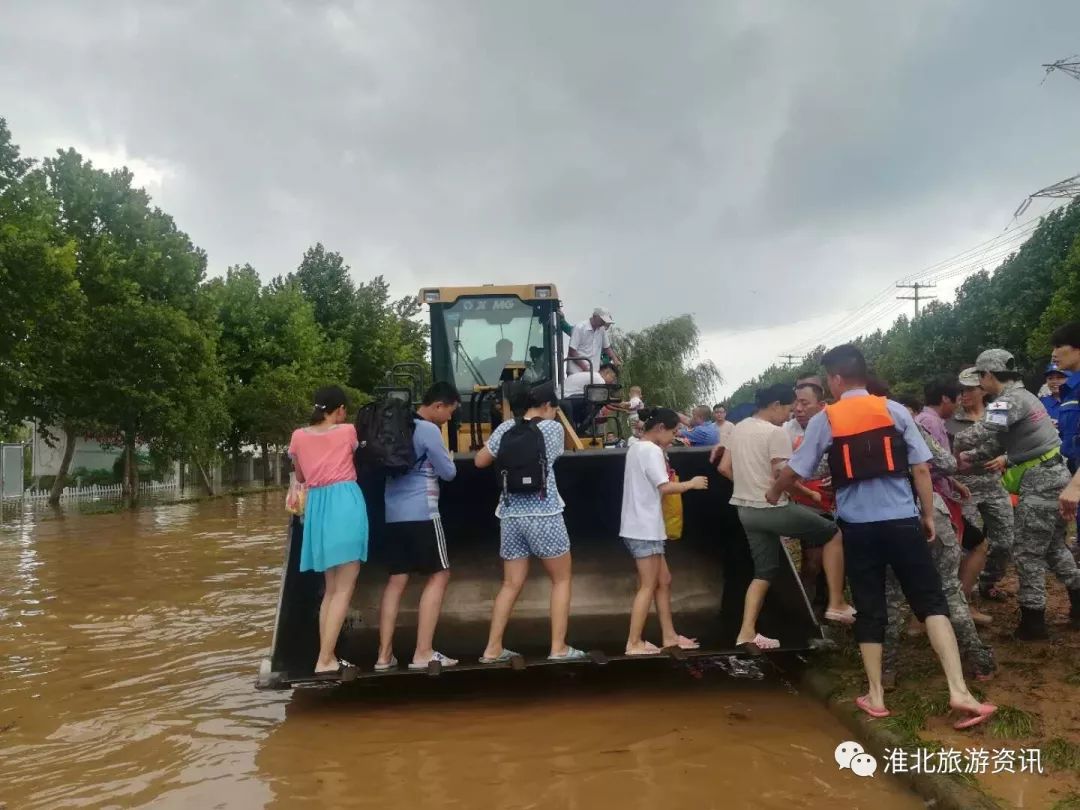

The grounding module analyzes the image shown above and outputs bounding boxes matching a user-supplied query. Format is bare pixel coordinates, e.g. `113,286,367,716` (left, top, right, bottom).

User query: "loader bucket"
258,447,822,689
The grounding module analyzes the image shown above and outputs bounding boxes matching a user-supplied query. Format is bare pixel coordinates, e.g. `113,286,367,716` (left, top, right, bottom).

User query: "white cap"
593,307,614,326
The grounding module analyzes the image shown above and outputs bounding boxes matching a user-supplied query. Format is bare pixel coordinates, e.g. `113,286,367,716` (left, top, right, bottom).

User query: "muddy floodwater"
0,494,922,809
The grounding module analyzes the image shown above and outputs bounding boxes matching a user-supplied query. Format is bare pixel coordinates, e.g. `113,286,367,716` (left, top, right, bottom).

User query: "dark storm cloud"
2,0,1080,339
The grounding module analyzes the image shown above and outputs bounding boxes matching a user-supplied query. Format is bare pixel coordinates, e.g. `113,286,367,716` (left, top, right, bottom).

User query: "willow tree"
613,315,721,410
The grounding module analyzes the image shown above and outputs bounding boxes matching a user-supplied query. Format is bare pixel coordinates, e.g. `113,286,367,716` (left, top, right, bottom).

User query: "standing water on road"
0,494,920,809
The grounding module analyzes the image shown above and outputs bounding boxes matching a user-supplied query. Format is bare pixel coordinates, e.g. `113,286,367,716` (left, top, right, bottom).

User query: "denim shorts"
622,537,666,559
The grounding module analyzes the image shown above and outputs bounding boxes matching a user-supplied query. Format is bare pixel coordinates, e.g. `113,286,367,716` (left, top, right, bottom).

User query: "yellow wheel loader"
258,284,822,688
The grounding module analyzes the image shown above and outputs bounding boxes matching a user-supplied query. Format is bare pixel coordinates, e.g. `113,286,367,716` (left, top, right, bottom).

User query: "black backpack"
495,417,548,500
355,399,418,477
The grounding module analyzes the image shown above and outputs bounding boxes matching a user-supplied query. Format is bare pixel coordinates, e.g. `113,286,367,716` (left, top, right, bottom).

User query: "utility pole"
778,354,801,368
896,282,937,318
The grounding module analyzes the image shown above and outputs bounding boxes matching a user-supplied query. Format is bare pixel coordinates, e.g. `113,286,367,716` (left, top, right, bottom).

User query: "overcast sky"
3,1,1079,395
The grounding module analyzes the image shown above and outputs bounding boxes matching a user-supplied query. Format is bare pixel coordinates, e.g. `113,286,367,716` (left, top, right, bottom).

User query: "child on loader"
620,407,709,655
474,381,586,663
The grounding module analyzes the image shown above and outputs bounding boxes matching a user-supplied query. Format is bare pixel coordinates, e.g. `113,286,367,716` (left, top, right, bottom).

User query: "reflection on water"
0,494,920,809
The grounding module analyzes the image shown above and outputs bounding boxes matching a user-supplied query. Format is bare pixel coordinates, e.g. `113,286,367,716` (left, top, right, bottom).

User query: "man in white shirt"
718,383,854,652
562,364,618,398
567,308,622,373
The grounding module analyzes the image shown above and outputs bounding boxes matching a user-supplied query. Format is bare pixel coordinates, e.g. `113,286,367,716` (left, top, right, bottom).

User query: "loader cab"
421,285,564,450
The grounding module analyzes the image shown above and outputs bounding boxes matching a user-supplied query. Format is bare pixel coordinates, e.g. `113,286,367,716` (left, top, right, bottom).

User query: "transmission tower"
1014,174,1080,218
778,354,801,368
1043,56,1080,82
896,282,936,318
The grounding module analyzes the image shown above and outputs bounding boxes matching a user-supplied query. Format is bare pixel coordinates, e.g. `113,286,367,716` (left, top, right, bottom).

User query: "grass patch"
1045,737,1080,773
1064,670,1080,686
989,705,1036,739
880,690,951,744
1052,793,1080,810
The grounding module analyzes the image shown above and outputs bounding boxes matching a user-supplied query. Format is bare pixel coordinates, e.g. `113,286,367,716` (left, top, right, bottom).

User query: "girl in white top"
620,407,709,655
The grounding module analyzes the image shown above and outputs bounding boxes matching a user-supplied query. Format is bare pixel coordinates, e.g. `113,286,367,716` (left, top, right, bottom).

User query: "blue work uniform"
1041,394,1063,427
1058,370,1080,472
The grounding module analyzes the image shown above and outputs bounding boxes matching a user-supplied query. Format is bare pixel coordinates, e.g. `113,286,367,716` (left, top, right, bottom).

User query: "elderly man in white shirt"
567,308,622,374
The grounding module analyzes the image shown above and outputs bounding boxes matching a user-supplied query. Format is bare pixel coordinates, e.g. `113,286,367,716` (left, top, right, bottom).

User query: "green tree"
729,201,1080,404
41,148,227,506
614,315,721,410
209,265,348,483
286,245,429,394
0,119,84,434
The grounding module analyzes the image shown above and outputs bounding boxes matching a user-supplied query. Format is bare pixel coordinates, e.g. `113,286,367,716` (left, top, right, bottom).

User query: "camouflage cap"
958,367,980,387
974,349,1017,374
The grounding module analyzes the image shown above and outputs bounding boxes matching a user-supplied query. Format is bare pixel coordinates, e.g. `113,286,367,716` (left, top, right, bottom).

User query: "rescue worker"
768,344,994,728
1051,323,1080,565
962,349,1080,639
1041,363,1067,427
883,394,995,687
946,367,1015,603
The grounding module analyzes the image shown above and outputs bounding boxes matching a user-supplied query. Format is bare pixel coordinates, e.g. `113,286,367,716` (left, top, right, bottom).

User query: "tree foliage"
0,120,83,429
285,245,429,393
0,118,427,505
727,202,1080,406
614,314,722,410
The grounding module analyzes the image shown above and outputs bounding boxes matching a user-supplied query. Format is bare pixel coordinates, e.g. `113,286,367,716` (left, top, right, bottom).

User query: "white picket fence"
18,479,180,502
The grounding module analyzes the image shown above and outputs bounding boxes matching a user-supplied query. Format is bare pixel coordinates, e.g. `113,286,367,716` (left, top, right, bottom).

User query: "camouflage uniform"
947,408,1015,588
967,378,1080,610
883,425,994,677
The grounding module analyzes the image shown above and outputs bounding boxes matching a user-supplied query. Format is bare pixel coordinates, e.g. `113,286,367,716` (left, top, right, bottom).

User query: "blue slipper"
547,646,587,661
479,648,520,664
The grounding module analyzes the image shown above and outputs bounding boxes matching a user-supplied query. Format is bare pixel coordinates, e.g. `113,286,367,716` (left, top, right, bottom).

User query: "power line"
784,216,1045,355
786,223,1038,353
896,282,936,318
778,354,802,368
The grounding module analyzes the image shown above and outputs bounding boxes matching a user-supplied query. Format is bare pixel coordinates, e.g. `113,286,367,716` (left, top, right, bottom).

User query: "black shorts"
961,517,985,552
385,518,450,575
840,517,949,644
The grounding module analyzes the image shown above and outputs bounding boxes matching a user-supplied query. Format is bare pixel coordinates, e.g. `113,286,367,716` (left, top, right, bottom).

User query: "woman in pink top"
288,385,369,678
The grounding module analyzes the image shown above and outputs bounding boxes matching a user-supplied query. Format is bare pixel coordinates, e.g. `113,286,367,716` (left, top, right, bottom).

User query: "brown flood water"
0,494,922,809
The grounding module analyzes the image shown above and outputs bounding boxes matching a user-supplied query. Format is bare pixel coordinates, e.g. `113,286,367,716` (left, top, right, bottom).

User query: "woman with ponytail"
287,385,369,678
620,407,709,655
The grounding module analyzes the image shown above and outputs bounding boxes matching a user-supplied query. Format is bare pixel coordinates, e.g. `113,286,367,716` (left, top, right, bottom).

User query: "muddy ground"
820,568,1080,809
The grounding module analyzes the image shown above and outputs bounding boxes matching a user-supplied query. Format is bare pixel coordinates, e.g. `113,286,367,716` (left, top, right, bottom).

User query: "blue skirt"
301,481,369,572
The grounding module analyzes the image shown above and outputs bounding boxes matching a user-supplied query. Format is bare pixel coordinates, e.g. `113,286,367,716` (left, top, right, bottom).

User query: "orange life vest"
824,395,909,488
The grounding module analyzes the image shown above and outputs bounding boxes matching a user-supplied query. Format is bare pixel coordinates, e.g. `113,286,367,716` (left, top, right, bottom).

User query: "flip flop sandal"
337,658,358,669
824,607,857,625
311,666,345,681
410,651,459,670
855,694,891,719
479,648,521,665
548,646,588,661
951,701,997,730
374,655,398,672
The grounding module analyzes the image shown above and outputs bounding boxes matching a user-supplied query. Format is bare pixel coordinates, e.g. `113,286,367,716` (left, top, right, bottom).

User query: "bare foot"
948,691,986,715
625,641,662,655
662,634,700,650
314,658,339,674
